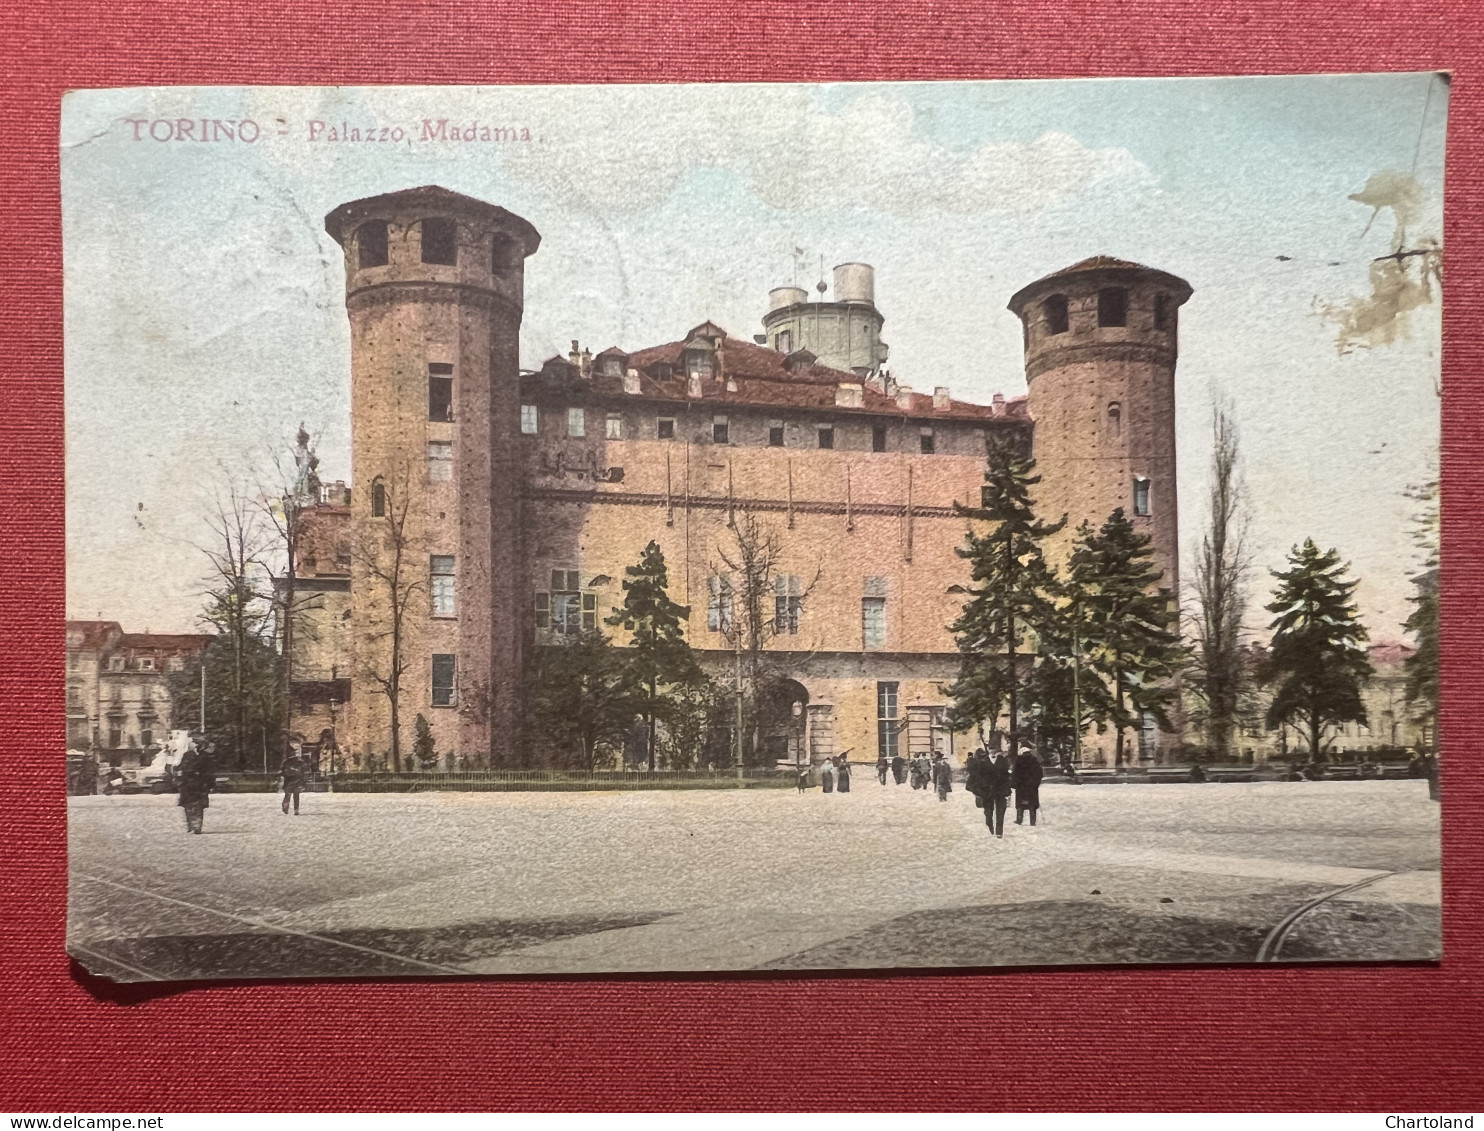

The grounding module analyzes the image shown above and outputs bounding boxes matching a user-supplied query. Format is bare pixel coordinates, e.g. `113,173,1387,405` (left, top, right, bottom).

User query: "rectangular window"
140,727,154,749
138,657,154,672
520,404,539,434
872,425,887,452
712,416,729,445
567,407,586,438
774,575,803,635
877,681,900,759
543,569,590,636
686,350,714,381
421,218,457,265
108,725,122,748
657,417,675,440
768,421,785,448
707,575,733,633
818,426,834,450
431,654,457,706
1133,477,1151,517
862,597,886,651
428,440,453,481
357,220,389,269
1098,287,1128,328
919,428,935,454
777,330,792,353
606,413,624,440
428,364,453,422
430,555,455,617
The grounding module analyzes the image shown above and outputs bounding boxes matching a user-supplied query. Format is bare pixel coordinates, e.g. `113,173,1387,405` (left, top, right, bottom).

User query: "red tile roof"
119,633,215,653
1368,641,1416,666
66,620,121,650
534,330,1028,422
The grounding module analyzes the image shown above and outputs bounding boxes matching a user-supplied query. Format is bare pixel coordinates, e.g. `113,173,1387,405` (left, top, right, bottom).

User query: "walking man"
1012,749,1043,826
281,743,306,815
932,751,954,801
176,736,212,835
876,754,890,786
987,751,1012,838
891,752,908,785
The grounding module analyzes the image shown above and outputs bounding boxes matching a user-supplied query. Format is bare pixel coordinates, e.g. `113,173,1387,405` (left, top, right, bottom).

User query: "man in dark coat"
876,755,890,786
281,746,307,815
931,752,953,802
836,754,851,793
1011,750,1044,825
176,739,213,835
964,750,995,832
891,752,908,785
987,752,1012,838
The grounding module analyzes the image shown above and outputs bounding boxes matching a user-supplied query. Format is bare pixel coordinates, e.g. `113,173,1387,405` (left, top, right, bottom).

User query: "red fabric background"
3,0,1480,1111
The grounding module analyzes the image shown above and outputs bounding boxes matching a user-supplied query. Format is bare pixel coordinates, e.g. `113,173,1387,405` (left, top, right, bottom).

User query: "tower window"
1133,476,1151,516
872,425,887,453
657,417,675,440
431,654,457,706
520,404,539,434
919,427,935,454
567,407,586,438
357,220,389,269
1154,292,1172,332
1043,294,1069,335
768,420,785,447
1098,287,1128,328
427,440,453,481
817,425,834,450
862,574,887,650
1107,402,1122,441
776,330,792,354
428,364,454,422
420,218,457,265
430,555,455,617
707,574,733,633
491,232,517,271
712,416,729,445
371,479,386,518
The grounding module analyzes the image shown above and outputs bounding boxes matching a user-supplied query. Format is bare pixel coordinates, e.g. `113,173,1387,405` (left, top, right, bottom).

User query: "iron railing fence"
221,768,799,793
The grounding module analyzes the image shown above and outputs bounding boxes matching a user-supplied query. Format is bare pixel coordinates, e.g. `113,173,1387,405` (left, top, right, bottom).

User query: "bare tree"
713,509,820,767
197,474,278,768
351,465,422,773
1188,405,1251,761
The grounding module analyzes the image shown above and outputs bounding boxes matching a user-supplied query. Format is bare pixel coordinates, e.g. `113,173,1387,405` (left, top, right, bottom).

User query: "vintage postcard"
63,76,1445,981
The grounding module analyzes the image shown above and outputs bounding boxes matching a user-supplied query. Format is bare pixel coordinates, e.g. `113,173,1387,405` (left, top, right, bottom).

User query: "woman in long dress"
820,757,835,794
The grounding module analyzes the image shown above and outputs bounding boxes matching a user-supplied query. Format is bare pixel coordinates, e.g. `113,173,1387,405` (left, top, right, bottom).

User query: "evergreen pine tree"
1402,479,1439,754
1260,539,1373,761
606,540,702,771
1068,510,1184,767
946,438,1065,759
412,713,437,770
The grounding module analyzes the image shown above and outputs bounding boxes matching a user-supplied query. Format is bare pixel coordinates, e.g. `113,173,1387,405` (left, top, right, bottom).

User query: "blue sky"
63,75,1446,637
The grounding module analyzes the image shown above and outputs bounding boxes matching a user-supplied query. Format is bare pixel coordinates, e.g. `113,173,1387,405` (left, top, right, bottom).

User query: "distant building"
65,621,213,766
293,185,1191,769
1233,642,1424,762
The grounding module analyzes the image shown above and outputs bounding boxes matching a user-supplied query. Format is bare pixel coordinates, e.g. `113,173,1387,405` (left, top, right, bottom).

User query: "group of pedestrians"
170,734,310,834
964,748,1042,838
814,754,853,794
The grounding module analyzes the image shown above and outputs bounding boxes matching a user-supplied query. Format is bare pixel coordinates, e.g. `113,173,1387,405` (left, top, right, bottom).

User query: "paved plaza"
68,779,1442,981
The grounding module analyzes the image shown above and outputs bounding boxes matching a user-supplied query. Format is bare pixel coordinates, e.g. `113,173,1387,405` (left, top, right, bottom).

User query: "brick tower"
1008,256,1192,761
325,186,541,768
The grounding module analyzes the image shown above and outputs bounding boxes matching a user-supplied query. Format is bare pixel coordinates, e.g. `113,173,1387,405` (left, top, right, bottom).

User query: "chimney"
933,386,951,410
623,368,642,395
580,347,593,379
333,479,347,504
895,385,914,410
835,382,864,409
992,392,1006,416
569,340,582,370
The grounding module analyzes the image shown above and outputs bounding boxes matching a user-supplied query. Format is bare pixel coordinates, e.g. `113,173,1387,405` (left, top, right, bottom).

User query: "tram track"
1255,870,1395,962
72,872,470,979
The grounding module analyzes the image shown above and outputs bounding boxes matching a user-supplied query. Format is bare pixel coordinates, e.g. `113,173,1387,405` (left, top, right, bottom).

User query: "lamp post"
327,694,340,790
791,699,803,775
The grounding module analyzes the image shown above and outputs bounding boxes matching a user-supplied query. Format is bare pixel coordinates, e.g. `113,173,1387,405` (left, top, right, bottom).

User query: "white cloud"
503,87,1150,218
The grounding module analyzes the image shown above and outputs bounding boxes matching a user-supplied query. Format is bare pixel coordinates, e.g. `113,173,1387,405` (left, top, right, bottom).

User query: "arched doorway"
757,677,810,767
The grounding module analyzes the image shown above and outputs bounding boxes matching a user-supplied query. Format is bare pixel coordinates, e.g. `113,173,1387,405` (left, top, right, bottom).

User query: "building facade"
300,185,1190,769
65,621,213,766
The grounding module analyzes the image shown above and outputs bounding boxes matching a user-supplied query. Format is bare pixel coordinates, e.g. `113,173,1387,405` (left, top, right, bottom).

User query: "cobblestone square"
68,779,1441,981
